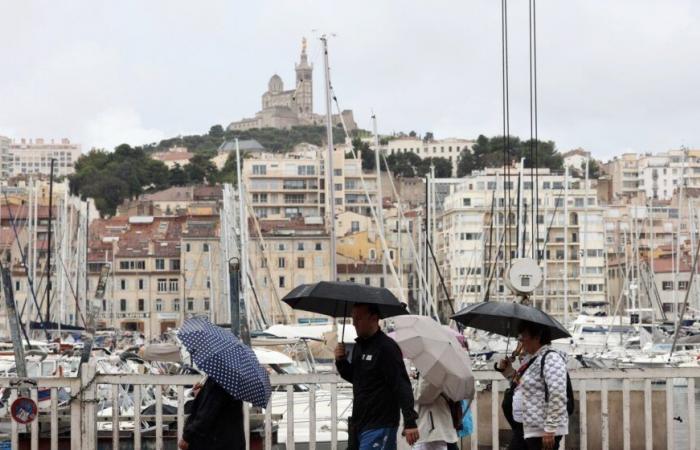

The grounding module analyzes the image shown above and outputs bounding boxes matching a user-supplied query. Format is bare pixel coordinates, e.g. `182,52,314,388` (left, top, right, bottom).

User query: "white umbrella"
392,315,474,401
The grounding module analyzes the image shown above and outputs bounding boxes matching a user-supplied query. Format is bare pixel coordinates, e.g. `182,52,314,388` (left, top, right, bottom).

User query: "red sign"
10,397,37,424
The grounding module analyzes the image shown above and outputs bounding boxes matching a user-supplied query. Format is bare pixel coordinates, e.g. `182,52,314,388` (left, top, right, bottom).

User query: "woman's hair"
518,320,552,345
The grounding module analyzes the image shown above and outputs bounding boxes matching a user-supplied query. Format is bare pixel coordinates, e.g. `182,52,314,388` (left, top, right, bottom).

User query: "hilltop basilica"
228,38,357,132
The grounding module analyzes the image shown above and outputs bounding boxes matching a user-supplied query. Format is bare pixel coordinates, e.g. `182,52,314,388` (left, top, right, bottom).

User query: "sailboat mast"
46,158,55,333
321,35,337,282
582,156,589,315
563,166,569,326
372,115,386,282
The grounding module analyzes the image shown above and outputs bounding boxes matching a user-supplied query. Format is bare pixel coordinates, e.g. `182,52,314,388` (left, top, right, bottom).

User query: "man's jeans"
358,427,398,450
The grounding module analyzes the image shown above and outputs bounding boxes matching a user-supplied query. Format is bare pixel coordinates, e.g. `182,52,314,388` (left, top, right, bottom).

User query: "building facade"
243,146,378,221
438,166,606,324
0,136,10,179
380,137,474,177
87,215,222,337
7,138,81,178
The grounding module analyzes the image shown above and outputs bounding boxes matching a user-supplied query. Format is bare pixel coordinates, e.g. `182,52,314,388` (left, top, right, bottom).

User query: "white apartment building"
8,138,81,178
0,136,10,179
380,137,474,177
439,166,606,324
605,149,700,201
243,145,378,220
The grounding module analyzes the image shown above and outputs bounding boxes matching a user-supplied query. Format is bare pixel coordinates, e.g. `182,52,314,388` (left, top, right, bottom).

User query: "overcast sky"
1,1,699,161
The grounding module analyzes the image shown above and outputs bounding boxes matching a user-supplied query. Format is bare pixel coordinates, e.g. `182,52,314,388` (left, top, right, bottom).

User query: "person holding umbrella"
335,303,420,450
452,302,571,450
176,317,272,450
498,322,568,450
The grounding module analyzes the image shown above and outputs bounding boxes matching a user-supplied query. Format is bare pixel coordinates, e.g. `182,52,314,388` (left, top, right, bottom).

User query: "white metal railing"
0,366,698,450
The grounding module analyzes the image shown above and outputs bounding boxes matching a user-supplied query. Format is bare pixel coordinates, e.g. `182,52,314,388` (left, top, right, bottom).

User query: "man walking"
335,303,420,450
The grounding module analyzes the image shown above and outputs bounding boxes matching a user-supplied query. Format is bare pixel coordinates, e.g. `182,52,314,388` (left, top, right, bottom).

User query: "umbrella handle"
341,303,348,343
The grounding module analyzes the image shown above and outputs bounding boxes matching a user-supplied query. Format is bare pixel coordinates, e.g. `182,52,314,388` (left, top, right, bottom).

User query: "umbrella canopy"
451,301,571,340
282,281,408,319
177,317,271,407
392,315,474,401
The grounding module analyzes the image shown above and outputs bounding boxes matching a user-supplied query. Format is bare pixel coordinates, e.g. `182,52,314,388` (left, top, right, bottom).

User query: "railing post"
80,362,97,450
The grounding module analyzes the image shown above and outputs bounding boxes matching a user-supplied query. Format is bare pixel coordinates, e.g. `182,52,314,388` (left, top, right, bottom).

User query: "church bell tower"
295,37,313,117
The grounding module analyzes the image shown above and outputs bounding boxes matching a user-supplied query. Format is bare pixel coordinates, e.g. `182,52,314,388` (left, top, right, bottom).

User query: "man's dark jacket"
183,378,245,450
336,329,418,433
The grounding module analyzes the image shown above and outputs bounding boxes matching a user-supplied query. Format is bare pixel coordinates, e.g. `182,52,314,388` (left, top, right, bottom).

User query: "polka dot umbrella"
178,316,271,408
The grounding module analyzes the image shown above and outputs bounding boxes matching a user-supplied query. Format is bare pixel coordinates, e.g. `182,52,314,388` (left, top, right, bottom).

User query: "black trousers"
524,436,562,450
508,422,527,450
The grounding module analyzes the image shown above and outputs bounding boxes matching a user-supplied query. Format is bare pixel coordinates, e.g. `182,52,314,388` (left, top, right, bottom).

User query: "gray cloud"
0,0,698,160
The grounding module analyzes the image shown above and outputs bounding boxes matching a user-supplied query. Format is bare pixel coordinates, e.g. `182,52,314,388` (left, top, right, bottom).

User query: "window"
334,169,342,176
365,277,371,286
138,279,145,290
380,277,385,288
170,259,180,271
186,243,191,252
157,279,167,292
173,299,180,311
155,259,165,270
351,221,360,233
119,261,129,270
203,243,210,252
297,242,305,251
662,281,673,291
462,198,471,207
204,299,210,311
252,164,267,175
297,257,305,269
278,257,286,268
14,280,20,292
138,299,145,312
315,242,322,251
277,243,287,251
279,276,286,288
335,183,343,191
169,279,179,292
679,281,689,290
120,299,127,312
369,248,377,260
298,165,315,176
187,298,194,311
120,279,127,290
206,277,211,289
102,299,106,311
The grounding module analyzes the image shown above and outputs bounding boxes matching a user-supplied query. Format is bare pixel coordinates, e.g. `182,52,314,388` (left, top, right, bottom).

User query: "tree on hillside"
345,138,378,171
467,135,563,171
169,164,189,186
417,157,452,178
386,152,422,177
457,148,477,177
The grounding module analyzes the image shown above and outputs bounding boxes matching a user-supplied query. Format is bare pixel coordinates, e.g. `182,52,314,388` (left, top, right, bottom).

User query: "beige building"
380,137,474,177
228,38,356,132
247,217,332,324
243,145,378,220
603,153,641,200
7,138,81,178
438,166,606,324
87,214,222,337
151,146,194,169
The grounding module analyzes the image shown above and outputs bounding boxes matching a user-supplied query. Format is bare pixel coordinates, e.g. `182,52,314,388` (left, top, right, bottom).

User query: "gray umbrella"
451,301,570,340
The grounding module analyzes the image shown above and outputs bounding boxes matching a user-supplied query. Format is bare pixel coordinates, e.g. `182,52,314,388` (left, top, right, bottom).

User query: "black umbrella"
451,301,570,340
282,281,408,340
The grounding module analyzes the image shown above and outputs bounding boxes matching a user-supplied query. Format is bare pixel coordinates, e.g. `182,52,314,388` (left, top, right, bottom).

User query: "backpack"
540,350,575,416
440,394,464,431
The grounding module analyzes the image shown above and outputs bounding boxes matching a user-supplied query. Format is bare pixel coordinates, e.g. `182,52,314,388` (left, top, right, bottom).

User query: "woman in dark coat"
179,377,245,450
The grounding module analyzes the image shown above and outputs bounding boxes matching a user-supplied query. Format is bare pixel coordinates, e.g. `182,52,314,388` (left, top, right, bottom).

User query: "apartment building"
247,217,332,324
380,137,474,177
604,153,641,199
439,166,605,324
86,214,222,337
243,145,378,220
7,138,81,178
